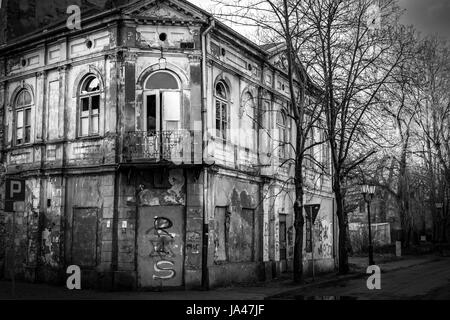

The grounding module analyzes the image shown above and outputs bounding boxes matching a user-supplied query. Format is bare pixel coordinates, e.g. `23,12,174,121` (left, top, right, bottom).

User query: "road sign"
304,204,321,281
5,178,25,212
305,204,321,223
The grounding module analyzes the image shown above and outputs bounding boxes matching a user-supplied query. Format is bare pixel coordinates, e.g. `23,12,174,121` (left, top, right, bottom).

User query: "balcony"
122,130,202,165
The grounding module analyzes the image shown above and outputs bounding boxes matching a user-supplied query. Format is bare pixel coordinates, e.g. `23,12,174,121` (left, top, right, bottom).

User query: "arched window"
79,75,101,136
15,89,33,145
145,71,179,90
143,71,181,131
277,109,288,160
215,81,229,140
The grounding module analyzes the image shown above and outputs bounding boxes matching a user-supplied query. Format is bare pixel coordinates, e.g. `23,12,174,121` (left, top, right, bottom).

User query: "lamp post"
361,185,376,266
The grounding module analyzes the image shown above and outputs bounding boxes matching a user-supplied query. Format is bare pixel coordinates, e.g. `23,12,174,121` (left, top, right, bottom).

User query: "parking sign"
5,178,25,212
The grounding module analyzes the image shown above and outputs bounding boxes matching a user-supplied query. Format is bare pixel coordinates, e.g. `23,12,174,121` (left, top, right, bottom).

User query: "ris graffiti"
146,216,177,281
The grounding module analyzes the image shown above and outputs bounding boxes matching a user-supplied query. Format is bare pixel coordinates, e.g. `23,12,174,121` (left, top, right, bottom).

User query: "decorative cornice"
57,64,71,73
35,71,46,78
187,54,202,63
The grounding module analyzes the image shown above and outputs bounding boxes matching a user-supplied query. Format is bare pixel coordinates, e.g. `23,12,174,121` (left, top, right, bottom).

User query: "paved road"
269,257,450,300
1,256,448,300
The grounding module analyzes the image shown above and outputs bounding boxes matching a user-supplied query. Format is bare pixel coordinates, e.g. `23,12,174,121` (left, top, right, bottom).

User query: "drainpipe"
333,193,337,269
201,18,215,290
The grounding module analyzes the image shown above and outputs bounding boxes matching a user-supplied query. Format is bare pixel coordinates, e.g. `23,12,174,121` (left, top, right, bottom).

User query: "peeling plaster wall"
114,168,187,289
64,174,114,287
2,178,41,281
261,182,335,278
302,196,335,275
207,171,262,288
38,176,64,283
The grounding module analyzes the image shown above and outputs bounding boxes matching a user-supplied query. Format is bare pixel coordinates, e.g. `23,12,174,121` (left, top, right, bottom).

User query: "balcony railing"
123,130,202,164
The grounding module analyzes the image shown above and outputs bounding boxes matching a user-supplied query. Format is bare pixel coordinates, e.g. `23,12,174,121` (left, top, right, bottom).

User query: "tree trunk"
334,180,349,274
293,136,305,283
293,191,305,283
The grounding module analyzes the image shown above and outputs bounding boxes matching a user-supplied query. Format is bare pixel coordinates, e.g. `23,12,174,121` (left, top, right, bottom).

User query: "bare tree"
294,0,410,272
413,36,450,243
212,0,327,283
360,26,423,247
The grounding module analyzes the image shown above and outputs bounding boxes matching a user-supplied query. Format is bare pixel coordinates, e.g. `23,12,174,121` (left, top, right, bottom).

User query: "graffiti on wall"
263,220,269,261
274,219,280,261
146,216,176,280
287,226,294,258
315,218,333,258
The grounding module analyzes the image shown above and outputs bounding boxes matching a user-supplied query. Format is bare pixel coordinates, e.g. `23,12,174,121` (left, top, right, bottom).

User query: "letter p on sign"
5,179,25,212
10,181,22,198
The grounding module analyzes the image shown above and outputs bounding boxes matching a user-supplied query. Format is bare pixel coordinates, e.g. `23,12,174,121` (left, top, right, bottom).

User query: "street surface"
269,257,450,300
0,255,449,300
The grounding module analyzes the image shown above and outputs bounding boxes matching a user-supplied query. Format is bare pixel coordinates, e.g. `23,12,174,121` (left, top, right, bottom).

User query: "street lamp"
361,184,376,266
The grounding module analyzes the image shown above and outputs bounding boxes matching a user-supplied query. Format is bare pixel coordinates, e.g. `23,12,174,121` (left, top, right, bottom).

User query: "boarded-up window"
214,207,255,263
229,208,254,262
214,207,227,262
48,80,59,139
72,207,98,267
279,214,287,260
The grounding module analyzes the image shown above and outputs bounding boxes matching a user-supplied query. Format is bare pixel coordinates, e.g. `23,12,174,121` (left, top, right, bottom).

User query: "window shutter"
162,91,181,122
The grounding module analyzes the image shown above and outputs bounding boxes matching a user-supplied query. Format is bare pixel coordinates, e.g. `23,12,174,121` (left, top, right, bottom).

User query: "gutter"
201,18,215,290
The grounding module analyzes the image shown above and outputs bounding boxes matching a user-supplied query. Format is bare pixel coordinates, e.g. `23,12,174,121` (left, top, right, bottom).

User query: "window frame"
78,75,102,137
143,70,182,132
14,89,33,146
214,81,230,140
277,109,288,160
305,127,315,169
241,91,257,150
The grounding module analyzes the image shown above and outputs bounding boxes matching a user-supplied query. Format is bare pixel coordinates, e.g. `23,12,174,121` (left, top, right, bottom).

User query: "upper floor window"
143,71,181,131
215,81,230,140
322,130,331,174
277,110,288,160
79,75,101,137
15,89,33,145
305,127,315,168
242,92,256,149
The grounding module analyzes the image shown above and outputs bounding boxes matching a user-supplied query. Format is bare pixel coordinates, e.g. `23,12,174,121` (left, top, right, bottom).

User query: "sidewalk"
0,254,440,300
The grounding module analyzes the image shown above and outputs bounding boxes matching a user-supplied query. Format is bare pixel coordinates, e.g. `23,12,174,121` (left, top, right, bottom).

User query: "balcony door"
144,71,181,132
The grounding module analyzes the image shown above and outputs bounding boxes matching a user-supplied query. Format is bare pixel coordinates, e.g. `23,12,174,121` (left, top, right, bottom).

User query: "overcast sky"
188,0,450,41
398,0,450,39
